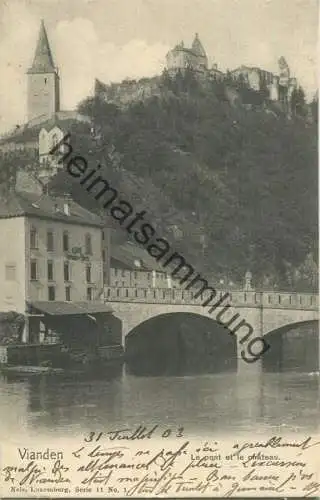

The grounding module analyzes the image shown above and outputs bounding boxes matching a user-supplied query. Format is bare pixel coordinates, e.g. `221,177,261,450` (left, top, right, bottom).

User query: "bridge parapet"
104,287,318,311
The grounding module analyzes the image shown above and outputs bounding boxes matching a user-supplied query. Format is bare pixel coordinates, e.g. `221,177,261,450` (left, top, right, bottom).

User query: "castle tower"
27,20,60,121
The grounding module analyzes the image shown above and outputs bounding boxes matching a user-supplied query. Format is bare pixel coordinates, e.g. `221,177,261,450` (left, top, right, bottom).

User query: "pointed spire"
28,20,56,74
191,32,206,57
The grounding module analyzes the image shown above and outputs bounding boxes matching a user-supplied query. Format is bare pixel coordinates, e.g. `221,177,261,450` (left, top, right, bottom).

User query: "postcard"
0,0,319,497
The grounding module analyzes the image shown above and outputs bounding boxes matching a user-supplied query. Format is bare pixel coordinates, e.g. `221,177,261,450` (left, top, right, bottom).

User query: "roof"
29,301,113,315
170,46,195,55
28,110,91,130
191,33,207,58
28,20,56,74
111,241,165,272
169,34,207,60
0,111,90,146
0,190,104,227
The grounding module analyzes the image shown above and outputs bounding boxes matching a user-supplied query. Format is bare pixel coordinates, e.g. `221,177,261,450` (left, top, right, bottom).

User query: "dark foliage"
2,71,316,290
72,73,318,288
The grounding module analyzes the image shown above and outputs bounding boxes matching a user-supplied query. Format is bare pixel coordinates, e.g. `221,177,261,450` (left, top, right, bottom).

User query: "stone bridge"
104,287,319,371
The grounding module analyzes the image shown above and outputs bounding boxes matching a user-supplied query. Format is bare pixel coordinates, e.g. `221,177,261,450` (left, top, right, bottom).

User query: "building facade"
166,33,209,74
27,20,60,122
230,57,297,105
0,191,106,342
109,268,175,289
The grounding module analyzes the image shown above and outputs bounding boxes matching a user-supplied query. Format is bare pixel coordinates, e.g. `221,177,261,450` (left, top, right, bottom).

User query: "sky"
0,0,318,133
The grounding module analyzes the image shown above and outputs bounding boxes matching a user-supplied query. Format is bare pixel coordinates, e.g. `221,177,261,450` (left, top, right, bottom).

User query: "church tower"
27,20,60,121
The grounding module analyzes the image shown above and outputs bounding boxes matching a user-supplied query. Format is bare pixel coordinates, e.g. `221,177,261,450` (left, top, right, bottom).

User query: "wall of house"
25,216,104,303
166,49,189,70
38,126,65,182
268,78,280,101
39,125,64,159
166,48,208,73
0,217,26,314
109,268,181,289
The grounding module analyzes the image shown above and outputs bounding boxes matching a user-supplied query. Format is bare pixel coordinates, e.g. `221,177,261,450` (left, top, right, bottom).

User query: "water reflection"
0,367,318,439
125,312,237,376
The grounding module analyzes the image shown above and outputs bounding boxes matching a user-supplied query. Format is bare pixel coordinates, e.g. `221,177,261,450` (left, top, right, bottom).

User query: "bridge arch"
262,320,319,372
125,312,238,376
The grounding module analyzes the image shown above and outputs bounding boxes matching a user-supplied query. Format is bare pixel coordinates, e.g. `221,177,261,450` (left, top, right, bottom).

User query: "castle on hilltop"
166,33,224,81
96,32,299,109
0,23,302,147
166,33,209,74
166,33,297,106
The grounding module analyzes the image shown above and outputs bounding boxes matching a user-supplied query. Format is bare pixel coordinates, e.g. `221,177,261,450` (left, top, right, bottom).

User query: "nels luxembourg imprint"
50,133,270,364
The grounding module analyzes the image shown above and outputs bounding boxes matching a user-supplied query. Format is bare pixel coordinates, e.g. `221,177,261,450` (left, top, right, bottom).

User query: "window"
30,227,37,249
64,261,70,282
65,286,71,301
85,233,92,255
63,231,69,252
102,250,106,261
86,287,93,301
47,261,54,281
5,264,16,281
47,231,54,251
86,264,91,283
30,260,37,280
48,286,55,301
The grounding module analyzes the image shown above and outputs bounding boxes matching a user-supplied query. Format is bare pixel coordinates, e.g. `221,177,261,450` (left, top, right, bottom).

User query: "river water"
0,367,319,440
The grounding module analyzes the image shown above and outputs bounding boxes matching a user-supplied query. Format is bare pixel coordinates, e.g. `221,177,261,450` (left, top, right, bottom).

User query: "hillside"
11,70,320,290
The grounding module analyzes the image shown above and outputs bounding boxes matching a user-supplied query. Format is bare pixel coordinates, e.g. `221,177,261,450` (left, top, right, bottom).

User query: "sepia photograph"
0,0,318,497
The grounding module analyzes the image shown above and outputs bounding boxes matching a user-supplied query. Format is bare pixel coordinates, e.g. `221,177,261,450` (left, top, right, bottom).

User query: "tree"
291,85,306,116
310,92,318,124
183,66,199,94
0,148,39,189
160,69,173,91
259,74,270,101
235,73,247,91
293,253,318,292
77,96,120,127
50,76,317,282
0,311,25,344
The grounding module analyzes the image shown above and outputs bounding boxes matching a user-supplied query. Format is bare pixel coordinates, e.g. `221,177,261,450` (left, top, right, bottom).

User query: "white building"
0,188,112,344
